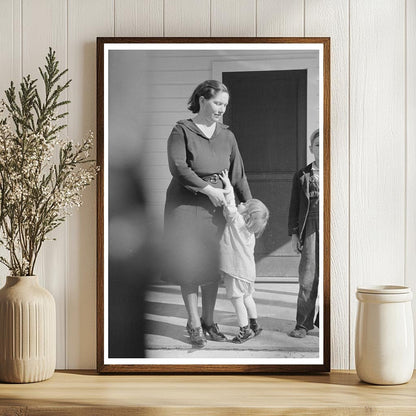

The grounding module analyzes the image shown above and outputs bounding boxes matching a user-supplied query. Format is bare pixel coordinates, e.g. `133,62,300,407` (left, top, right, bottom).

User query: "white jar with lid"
355,285,414,385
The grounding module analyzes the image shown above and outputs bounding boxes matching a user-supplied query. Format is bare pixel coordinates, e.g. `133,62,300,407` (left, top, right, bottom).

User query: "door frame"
213,56,319,164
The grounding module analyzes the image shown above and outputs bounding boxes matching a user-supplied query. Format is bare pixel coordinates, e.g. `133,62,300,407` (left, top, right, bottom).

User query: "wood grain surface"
0,371,415,415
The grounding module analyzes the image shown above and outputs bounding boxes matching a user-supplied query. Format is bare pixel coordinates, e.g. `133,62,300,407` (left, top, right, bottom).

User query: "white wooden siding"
211,0,256,37
66,0,114,370
349,0,406,368
115,0,163,37
0,0,22,303
257,0,304,37
164,0,211,37
0,0,413,370
22,0,68,369
406,0,416,364
305,0,350,372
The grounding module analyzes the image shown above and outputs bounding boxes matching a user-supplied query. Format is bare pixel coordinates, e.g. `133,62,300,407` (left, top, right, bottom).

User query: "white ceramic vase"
355,285,414,385
0,276,56,383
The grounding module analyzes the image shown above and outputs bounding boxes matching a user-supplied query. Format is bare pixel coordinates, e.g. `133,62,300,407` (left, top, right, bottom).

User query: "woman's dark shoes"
186,323,207,348
249,318,263,336
232,325,253,343
200,318,227,342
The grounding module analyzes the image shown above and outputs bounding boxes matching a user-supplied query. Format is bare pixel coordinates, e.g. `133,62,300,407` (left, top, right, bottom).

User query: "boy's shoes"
288,328,307,338
249,318,263,336
186,323,207,348
200,318,227,342
232,325,253,343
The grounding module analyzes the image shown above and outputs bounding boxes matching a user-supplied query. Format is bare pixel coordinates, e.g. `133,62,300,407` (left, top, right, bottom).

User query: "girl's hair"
310,129,319,145
243,199,270,238
187,80,229,113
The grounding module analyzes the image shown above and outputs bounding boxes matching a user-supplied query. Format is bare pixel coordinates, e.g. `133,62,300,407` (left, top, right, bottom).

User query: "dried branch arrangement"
0,48,97,276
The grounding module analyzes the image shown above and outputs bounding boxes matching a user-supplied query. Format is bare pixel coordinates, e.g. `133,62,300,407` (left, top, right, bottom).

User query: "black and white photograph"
97,38,330,373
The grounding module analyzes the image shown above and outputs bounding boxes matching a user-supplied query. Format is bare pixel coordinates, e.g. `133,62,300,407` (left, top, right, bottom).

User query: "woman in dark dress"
164,80,252,347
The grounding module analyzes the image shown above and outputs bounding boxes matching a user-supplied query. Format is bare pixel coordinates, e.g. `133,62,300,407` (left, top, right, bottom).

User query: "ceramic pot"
355,285,414,385
0,276,56,383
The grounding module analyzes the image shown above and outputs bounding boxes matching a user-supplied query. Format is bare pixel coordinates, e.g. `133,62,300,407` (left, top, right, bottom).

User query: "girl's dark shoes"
249,318,263,336
232,325,253,343
186,323,207,348
200,318,227,342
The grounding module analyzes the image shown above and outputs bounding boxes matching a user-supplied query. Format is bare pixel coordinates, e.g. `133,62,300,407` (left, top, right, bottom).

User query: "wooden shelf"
0,370,415,415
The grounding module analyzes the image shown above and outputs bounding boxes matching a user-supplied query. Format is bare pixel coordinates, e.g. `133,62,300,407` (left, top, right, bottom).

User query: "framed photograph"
97,37,330,373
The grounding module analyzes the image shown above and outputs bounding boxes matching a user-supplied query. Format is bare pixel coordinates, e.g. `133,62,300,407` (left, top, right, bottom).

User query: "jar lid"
357,285,411,294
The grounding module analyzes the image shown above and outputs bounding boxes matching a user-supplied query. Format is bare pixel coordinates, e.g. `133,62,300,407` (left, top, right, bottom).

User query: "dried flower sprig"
0,48,97,276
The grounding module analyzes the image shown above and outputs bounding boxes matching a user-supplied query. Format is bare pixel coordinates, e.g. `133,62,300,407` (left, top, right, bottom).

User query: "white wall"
0,0,414,370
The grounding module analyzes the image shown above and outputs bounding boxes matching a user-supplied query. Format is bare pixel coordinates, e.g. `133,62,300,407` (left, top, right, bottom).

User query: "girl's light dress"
219,188,256,298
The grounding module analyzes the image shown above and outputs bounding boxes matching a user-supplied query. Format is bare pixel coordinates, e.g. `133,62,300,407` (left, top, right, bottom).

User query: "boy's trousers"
296,217,319,331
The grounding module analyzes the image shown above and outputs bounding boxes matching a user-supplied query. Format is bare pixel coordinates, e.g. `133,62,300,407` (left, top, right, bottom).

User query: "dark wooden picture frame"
97,37,330,373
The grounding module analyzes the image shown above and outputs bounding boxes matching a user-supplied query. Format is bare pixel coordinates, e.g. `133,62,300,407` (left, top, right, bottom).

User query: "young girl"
219,170,270,343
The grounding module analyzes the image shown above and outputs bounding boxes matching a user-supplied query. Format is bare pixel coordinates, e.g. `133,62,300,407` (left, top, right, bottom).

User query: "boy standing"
288,129,320,338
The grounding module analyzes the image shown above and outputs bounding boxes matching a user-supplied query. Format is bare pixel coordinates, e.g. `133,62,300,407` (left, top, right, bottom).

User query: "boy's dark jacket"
288,163,314,244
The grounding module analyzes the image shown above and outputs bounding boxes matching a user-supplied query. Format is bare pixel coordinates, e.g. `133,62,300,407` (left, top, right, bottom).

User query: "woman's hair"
310,129,319,145
187,80,229,113
243,199,270,238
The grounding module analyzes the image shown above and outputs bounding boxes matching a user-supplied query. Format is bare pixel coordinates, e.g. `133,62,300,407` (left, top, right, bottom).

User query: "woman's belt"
201,173,223,188
201,173,220,184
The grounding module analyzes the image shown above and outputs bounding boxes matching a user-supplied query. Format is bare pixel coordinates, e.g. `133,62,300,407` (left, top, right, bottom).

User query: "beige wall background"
0,0,414,370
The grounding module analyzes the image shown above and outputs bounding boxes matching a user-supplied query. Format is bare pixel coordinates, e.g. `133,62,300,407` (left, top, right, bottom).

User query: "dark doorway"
223,70,307,281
